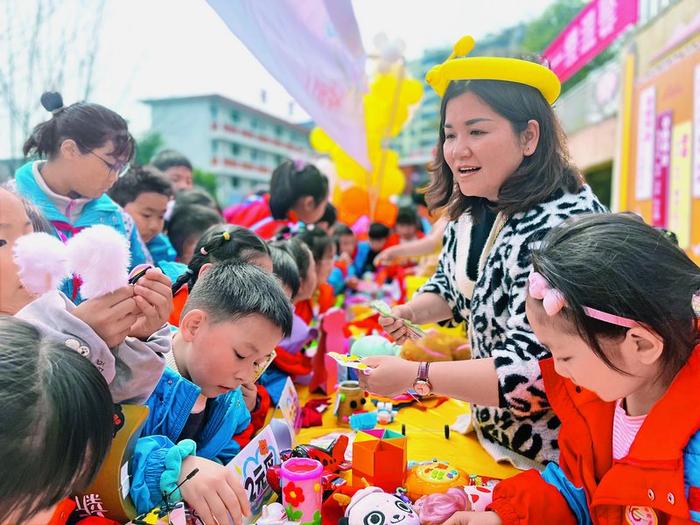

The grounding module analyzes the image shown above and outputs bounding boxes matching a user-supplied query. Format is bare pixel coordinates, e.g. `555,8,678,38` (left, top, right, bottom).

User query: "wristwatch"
412,362,432,397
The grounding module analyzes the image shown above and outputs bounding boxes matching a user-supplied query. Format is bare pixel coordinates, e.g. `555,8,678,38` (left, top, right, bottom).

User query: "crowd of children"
1,89,699,525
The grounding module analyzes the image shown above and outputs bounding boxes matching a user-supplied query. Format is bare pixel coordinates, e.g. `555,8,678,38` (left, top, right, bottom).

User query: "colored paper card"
328,352,372,371
276,376,301,434
668,121,692,248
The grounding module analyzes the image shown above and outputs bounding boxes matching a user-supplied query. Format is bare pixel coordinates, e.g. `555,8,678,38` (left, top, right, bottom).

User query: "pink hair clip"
292,158,307,172
528,272,640,329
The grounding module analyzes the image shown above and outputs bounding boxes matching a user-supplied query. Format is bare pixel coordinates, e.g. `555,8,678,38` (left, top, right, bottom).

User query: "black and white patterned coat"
420,185,606,468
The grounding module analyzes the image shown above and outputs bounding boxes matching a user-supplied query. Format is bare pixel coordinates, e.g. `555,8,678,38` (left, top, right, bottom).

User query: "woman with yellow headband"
360,36,605,469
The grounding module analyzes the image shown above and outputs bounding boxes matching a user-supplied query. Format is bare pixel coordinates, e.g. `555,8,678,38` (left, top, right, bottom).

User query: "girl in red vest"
224,159,329,239
441,214,700,525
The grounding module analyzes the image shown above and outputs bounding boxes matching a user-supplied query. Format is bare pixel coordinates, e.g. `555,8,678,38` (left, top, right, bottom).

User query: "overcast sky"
0,0,556,158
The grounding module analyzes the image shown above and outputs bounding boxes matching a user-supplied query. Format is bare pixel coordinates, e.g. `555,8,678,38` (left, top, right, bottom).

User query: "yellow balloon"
309,128,334,154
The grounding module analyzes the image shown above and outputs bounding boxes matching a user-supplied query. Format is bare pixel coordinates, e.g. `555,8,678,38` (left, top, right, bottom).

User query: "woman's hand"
359,355,418,397
73,286,139,348
129,268,173,340
374,245,399,267
378,303,419,344
179,456,251,525
443,511,502,525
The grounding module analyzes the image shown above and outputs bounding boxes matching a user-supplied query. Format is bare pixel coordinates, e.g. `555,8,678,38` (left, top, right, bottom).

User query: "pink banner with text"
652,111,673,227
544,0,638,83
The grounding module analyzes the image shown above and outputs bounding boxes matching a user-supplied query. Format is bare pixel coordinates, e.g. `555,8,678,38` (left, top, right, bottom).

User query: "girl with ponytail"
169,224,272,325
223,159,329,239
14,92,145,302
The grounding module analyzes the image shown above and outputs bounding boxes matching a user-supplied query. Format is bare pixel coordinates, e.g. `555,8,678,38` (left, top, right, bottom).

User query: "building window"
230,177,240,188
275,125,283,137
231,110,240,122
251,149,259,161
230,143,240,155
275,154,283,166
210,104,218,119
251,119,259,129
211,141,218,154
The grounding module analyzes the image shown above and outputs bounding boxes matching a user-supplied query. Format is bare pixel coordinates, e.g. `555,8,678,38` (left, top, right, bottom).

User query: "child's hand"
74,286,139,348
358,355,418,398
179,456,251,525
443,511,502,525
346,276,359,289
241,382,258,412
374,246,398,267
129,268,173,340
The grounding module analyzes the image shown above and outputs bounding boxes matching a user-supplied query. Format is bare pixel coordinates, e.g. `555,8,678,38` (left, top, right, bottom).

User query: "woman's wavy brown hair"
425,79,583,221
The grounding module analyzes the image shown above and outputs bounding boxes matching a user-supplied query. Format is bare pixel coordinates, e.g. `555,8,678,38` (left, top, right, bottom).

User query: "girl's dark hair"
334,224,353,237
531,213,700,382
271,238,312,281
297,227,334,263
425,79,582,222
108,164,174,206
23,92,135,162
269,245,301,299
396,206,420,227
167,204,223,258
0,316,113,522
369,222,390,240
269,160,328,220
317,202,337,226
172,224,271,294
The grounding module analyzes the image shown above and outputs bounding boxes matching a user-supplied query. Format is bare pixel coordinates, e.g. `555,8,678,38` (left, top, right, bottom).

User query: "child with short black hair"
395,205,423,243
167,203,223,264
0,316,114,525
108,164,180,275
269,244,301,300
152,149,194,191
315,202,337,234
130,262,293,523
353,222,392,276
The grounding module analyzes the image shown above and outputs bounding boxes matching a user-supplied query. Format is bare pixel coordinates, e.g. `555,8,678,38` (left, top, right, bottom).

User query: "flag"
207,0,370,168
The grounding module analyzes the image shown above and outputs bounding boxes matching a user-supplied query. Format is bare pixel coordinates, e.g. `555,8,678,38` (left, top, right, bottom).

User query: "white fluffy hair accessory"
13,225,131,298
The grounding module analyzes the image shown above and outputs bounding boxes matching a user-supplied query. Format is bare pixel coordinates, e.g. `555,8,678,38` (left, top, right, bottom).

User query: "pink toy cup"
280,458,323,524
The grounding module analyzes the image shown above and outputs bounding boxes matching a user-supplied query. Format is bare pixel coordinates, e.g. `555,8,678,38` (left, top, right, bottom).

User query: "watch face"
414,381,431,397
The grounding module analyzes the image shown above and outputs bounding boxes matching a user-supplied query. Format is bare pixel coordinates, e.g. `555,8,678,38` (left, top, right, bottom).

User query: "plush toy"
340,487,420,525
350,335,400,359
413,488,469,525
400,330,470,362
255,503,300,525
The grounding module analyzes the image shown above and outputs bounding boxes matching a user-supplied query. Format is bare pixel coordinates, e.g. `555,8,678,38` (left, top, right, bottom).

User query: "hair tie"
200,247,208,256
292,158,307,172
222,231,231,241
185,268,194,276
528,271,641,329
693,290,700,317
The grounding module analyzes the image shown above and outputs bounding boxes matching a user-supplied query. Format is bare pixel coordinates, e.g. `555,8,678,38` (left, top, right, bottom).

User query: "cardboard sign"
276,376,302,434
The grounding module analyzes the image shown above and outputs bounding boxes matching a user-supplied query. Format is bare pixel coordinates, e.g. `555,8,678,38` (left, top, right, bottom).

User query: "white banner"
207,0,370,168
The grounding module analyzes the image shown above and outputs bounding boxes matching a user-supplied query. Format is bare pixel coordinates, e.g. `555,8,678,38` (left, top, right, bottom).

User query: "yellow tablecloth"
293,387,519,481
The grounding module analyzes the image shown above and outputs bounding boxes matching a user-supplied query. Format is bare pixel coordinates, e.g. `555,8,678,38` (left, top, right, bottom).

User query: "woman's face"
0,189,36,315
442,91,533,202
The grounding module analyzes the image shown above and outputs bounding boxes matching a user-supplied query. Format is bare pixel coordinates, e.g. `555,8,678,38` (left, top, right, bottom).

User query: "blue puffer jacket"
129,366,251,513
14,161,148,302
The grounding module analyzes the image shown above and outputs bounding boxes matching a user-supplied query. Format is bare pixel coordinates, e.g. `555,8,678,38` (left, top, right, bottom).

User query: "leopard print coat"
420,185,606,468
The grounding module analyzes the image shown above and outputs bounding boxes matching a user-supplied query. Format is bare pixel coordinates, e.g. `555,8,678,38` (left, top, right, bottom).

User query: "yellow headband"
426,36,561,105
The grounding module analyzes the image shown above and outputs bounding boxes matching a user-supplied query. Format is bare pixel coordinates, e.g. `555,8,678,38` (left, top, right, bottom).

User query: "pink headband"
528,272,640,329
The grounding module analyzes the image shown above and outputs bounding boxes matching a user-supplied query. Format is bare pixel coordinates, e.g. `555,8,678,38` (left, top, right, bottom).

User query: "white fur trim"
13,232,69,294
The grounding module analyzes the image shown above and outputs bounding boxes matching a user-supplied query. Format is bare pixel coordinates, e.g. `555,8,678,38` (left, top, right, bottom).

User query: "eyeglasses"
89,150,130,177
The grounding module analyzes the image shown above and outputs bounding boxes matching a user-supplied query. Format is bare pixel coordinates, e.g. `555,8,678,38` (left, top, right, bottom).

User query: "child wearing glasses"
13,91,148,302
130,261,293,525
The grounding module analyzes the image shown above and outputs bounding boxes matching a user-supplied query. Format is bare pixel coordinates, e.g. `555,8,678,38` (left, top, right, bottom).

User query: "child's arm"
683,430,700,521
111,326,169,403
487,467,582,525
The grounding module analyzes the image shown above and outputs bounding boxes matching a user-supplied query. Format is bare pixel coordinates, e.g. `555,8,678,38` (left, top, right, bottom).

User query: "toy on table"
370,300,426,338
349,335,399,359
340,487,420,525
255,502,300,525
404,460,468,501
280,458,323,525
400,330,470,362
413,488,469,525
334,380,370,427
352,429,407,493
375,402,397,424
349,411,378,431
267,436,350,497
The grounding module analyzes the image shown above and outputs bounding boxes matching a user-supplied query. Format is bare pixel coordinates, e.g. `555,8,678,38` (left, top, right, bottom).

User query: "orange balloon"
338,186,370,226
374,199,398,227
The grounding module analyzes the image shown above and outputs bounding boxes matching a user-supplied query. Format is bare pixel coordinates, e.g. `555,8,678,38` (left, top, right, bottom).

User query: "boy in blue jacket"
130,261,293,525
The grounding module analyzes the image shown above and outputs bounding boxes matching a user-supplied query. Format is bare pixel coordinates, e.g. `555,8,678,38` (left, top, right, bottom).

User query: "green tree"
134,132,164,166
193,168,218,198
